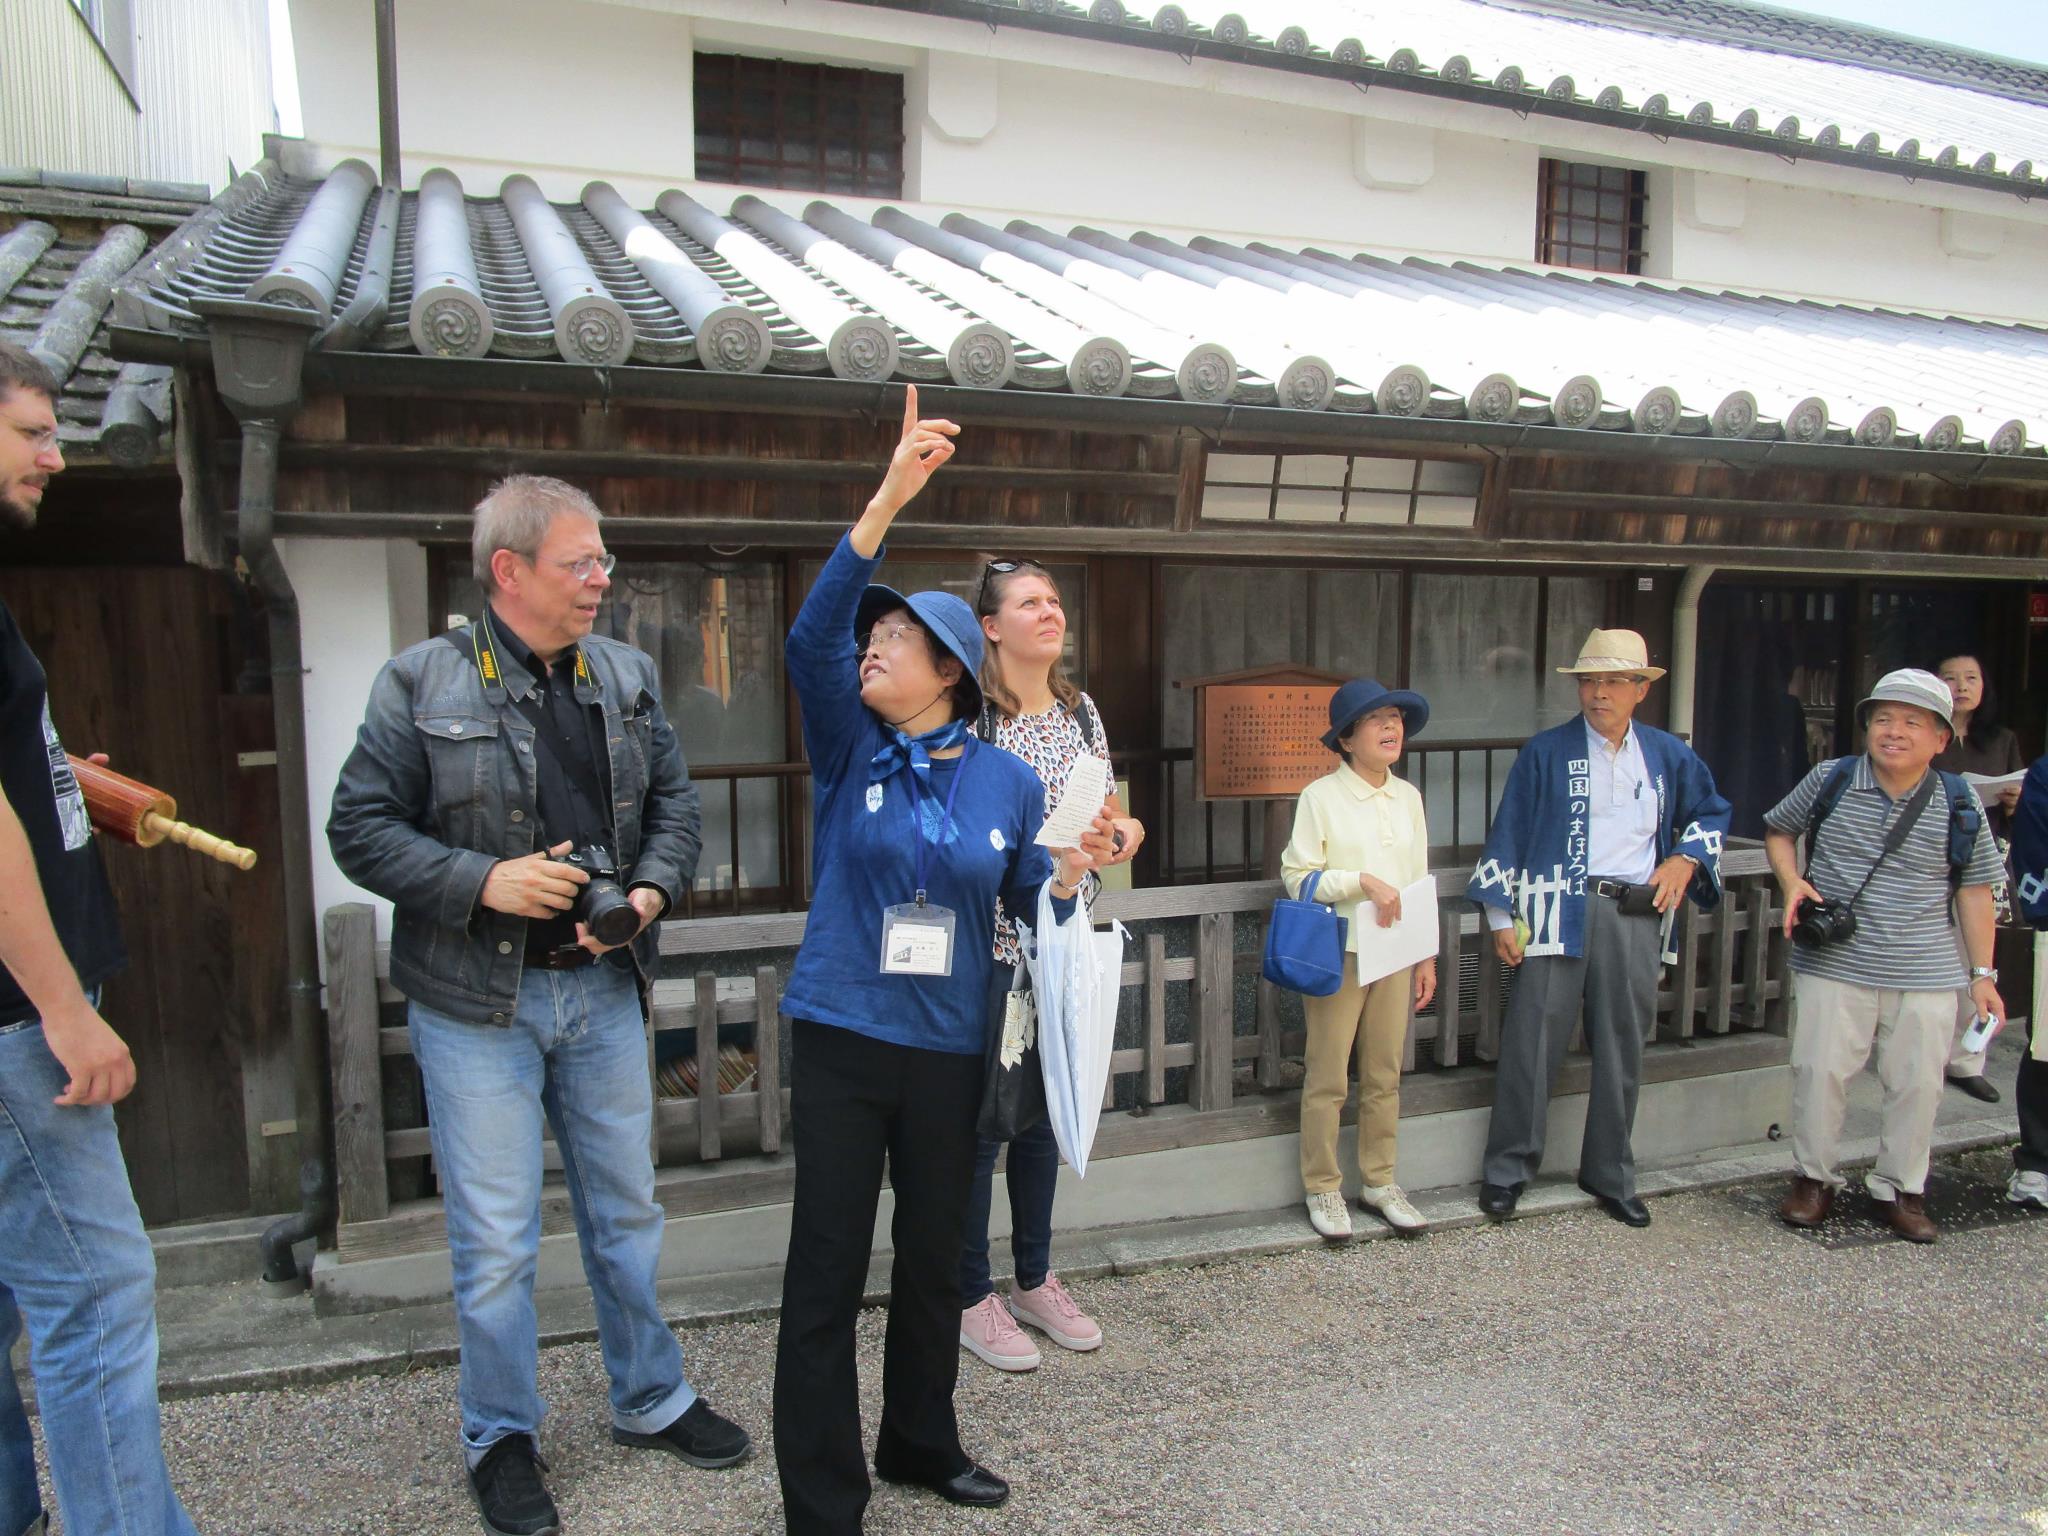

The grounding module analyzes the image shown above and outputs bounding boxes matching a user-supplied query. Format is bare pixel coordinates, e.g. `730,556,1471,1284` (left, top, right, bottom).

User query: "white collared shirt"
1584,718,1659,882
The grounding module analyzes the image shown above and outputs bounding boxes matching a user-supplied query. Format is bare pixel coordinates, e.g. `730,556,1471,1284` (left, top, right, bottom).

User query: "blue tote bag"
1261,870,1349,997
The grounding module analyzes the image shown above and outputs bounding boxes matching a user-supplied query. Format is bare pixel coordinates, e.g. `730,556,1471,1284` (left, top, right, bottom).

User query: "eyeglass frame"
2,412,60,456
522,550,617,584
861,620,926,655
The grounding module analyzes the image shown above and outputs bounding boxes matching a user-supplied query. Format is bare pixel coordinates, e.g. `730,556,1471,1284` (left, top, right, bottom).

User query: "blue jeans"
957,1122,1060,1304
409,962,694,1463
0,1004,196,1536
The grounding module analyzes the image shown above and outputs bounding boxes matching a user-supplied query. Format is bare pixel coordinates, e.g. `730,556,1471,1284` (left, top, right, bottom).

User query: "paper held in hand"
1352,876,1440,987
1964,770,2024,792
1035,752,1112,847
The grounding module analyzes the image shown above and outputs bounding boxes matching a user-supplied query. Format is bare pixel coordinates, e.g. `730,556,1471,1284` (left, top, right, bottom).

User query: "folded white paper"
1035,752,1112,847
1352,875,1440,987
1964,770,2024,792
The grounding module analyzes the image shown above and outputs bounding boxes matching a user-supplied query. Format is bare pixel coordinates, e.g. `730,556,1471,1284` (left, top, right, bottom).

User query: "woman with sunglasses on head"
771,388,1112,1536
956,559,1145,1374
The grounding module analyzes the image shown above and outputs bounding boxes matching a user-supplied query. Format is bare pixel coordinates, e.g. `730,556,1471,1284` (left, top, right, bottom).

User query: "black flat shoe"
1947,1073,2002,1104
1580,1184,1652,1227
612,1399,752,1468
469,1434,560,1536
1478,1182,1521,1220
875,1456,1010,1508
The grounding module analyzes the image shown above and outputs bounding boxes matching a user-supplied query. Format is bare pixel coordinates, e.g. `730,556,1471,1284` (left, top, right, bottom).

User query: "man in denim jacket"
329,476,748,1536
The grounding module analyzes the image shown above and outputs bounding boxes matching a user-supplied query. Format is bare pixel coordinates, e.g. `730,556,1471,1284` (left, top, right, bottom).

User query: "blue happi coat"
1466,718,1731,962
2011,754,2048,928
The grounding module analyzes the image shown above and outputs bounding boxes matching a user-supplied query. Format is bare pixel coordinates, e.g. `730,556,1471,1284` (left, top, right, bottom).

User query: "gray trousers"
1482,891,1663,1200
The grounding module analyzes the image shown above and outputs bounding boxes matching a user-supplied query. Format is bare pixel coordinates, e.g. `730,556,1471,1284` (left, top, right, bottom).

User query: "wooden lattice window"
693,53,905,198
1535,158,1646,273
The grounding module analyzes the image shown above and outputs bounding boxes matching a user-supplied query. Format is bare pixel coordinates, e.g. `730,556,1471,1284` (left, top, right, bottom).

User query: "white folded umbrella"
1019,889,1127,1178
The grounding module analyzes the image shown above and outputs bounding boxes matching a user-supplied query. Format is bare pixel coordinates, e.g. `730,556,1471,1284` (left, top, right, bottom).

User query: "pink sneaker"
960,1292,1041,1372
1009,1273,1103,1352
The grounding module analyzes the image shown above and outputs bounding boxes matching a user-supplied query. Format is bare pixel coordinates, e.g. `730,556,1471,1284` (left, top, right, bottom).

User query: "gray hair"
471,474,603,590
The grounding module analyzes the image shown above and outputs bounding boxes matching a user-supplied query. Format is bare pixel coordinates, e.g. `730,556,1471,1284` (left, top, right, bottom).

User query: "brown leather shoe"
1778,1176,1833,1228
1882,1191,1939,1244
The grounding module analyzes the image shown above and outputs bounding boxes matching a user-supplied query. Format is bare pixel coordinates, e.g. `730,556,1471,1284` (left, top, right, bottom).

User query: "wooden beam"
1509,487,2048,535
261,439,1182,498
323,904,388,1226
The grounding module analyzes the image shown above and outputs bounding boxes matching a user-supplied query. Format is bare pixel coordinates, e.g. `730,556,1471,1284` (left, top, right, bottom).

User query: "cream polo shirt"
1280,761,1430,951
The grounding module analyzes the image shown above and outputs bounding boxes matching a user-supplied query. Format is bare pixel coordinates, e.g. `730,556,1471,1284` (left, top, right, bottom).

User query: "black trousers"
773,1018,983,1536
2018,1015,2048,1177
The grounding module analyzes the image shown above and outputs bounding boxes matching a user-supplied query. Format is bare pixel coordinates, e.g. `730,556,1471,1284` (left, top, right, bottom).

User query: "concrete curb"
151,1112,2018,1401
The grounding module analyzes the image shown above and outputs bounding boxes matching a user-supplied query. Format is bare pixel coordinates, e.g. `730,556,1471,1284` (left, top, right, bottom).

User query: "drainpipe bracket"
190,296,319,418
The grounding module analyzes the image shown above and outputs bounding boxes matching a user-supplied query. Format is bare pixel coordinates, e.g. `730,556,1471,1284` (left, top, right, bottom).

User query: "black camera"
1790,896,1857,950
557,844,641,947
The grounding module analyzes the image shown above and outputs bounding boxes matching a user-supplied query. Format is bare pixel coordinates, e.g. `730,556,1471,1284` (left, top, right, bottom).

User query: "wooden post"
1671,900,1701,1041
753,964,781,1154
323,903,388,1226
1742,882,1771,1028
1144,930,1167,1105
1254,798,1290,1089
1190,909,1236,1111
1434,903,1463,1069
1707,900,1736,1035
695,970,721,1161
1476,925,1504,1063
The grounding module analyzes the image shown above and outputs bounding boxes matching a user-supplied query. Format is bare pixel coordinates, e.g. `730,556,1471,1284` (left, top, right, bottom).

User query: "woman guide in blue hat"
771,386,1114,1532
1282,676,1437,1242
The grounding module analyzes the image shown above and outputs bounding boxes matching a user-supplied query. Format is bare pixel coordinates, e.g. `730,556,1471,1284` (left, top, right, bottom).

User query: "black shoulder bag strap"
1828,770,1940,913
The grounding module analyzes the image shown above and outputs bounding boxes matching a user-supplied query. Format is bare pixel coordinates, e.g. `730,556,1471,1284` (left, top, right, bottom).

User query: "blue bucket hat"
855,583,985,719
1321,677,1429,753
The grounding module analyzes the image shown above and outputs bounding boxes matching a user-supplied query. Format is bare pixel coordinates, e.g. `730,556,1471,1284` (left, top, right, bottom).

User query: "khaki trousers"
1299,953,1411,1193
1789,972,1952,1197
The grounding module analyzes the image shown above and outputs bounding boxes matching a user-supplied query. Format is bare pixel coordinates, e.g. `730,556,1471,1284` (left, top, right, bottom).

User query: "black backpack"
1805,758,1982,905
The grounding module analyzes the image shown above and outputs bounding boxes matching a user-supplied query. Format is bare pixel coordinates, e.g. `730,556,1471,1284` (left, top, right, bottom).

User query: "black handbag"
976,963,1047,1142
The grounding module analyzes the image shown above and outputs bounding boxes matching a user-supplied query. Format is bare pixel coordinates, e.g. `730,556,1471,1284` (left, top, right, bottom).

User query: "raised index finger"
902,383,919,438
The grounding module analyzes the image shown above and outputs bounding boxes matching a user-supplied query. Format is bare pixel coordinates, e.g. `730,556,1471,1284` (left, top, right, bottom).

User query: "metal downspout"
239,419,333,1292
1669,565,1717,739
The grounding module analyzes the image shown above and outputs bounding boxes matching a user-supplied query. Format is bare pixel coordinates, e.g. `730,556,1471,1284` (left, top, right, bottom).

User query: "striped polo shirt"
1764,756,2003,991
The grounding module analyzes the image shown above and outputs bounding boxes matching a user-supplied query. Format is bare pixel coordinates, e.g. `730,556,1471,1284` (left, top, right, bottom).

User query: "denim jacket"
327,624,701,1025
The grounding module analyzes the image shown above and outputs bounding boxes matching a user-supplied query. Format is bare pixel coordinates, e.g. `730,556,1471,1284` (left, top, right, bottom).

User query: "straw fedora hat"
1555,628,1666,683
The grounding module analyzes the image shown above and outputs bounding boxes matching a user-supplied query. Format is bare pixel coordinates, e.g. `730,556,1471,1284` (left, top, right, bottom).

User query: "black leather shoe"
1580,1183,1652,1227
1947,1072,2002,1104
469,1434,560,1536
613,1398,752,1468
875,1454,1011,1508
1478,1182,1521,1220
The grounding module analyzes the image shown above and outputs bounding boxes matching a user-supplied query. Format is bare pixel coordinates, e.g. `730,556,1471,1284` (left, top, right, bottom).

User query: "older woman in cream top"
1281,679,1437,1241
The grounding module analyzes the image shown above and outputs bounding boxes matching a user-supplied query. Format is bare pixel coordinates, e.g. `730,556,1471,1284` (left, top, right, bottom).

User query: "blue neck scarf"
869,717,970,786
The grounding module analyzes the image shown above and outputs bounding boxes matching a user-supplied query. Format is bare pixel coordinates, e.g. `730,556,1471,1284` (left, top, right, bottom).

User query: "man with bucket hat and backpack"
1468,629,1731,1227
1764,669,2006,1243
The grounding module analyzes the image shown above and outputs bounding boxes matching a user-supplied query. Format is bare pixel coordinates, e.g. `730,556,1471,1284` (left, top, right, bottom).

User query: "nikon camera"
1789,896,1856,950
556,844,641,947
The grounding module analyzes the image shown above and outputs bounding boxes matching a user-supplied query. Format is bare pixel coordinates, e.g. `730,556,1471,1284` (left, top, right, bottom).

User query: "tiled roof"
0,175,209,467
122,163,2048,457
852,0,2048,194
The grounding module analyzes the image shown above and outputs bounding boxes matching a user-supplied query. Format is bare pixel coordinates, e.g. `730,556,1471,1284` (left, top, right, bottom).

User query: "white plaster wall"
280,536,432,948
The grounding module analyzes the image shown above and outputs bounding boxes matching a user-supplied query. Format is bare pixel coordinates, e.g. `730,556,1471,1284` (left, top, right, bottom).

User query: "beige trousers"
1299,953,1411,1193
1789,972,1953,1197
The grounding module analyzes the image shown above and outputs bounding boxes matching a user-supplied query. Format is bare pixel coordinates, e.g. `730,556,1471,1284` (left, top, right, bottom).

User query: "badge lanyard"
880,743,970,977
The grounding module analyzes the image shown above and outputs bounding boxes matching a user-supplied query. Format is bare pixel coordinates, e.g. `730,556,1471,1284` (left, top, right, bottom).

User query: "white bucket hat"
1857,668,1954,729
1555,628,1666,683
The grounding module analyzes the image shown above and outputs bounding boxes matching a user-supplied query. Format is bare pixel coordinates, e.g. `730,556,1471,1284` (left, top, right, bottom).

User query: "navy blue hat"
856,584,986,718
1321,678,1429,753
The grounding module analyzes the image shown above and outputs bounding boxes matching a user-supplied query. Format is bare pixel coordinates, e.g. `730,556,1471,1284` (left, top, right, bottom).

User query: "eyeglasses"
3,416,59,454
528,551,616,584
863,622,924,653
975,558,1048,612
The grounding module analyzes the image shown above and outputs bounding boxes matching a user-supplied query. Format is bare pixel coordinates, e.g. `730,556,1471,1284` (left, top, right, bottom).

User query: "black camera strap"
1810,770,1939,911
468,617,614,838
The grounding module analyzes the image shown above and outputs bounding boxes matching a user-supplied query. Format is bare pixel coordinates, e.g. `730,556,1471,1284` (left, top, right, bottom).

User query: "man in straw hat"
1467,629,1730,1227
1763,669,2006,1243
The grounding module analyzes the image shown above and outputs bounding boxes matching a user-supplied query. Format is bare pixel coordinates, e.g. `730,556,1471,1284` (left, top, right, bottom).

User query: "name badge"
881,902,956,977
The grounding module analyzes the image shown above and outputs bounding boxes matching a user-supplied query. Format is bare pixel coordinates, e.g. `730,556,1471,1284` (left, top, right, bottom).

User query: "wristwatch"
1970,966,2000,983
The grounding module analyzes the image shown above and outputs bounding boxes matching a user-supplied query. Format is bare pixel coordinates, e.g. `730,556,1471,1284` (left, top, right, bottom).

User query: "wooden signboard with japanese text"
1179,666,1349,802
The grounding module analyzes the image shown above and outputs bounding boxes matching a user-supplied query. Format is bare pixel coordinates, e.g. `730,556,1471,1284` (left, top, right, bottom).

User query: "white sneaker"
960,1292,1040,1372
1305,1190,1353,1240
1359,1183,1429,1234
2008,1169,2048,1210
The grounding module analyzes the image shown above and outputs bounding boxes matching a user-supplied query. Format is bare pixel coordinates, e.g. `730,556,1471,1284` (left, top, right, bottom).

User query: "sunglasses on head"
975,558,1049,611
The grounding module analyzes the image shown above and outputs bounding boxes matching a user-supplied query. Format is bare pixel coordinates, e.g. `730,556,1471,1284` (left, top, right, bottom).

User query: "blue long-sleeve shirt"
780,532,1069,1054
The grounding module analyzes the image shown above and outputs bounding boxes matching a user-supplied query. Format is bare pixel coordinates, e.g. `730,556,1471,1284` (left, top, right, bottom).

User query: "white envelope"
1351,876,1440,987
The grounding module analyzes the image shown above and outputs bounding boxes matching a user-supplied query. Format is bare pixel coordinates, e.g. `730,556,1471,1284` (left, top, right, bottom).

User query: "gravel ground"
49,1160,2048,1535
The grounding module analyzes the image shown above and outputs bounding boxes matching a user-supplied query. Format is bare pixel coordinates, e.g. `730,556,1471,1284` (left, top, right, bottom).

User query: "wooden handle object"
66,755,258,872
